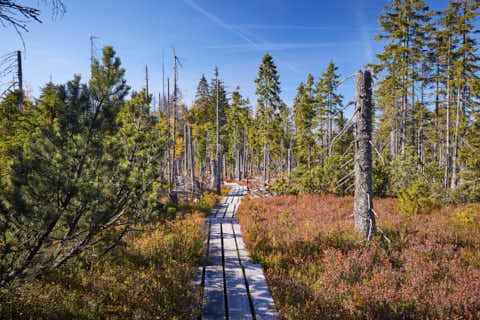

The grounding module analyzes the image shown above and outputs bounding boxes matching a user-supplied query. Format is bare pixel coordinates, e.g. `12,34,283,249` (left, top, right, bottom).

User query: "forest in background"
0,0,479,319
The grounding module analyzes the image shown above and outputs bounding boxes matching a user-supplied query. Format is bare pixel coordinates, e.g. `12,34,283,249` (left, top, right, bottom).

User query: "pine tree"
373,0,431,157
0,47,167,285
226,87,250,179
255,53,282,183
293,81,316,169
447,0,480,189
316,61,343,151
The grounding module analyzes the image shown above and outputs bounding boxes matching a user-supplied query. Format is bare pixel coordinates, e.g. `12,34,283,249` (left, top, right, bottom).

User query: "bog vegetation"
238,195,480,319
0,0,479,319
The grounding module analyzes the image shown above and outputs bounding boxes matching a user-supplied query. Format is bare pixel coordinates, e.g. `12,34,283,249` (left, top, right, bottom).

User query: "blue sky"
1,0,449,109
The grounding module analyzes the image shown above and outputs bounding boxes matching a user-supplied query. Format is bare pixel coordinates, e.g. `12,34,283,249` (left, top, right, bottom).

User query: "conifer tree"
373,0,431,157
316,61,343,151
255,53,282,183
293,81,316,169
0,47,168,285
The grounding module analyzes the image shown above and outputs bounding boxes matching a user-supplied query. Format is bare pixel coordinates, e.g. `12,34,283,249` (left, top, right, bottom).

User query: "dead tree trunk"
17,50,23,112
354,70,376,238
184,124,188,176
190,126,196,192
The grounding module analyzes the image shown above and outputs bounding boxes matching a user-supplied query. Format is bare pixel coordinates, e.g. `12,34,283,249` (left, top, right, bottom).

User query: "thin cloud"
207,41,361,51
233,24,330,31
355,0,374,64
182,0,259,49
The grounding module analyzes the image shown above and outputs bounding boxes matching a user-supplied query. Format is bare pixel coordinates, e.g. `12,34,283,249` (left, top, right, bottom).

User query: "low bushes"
0,200,214,319
237,194,480,319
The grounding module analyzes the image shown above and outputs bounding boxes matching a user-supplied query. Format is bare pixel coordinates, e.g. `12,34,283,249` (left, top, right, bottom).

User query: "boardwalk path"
199,184,278,320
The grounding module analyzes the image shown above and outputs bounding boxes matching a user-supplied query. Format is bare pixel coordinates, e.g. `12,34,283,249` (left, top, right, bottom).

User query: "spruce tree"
373,0,431,157
293,81,316,169
316,60,343,152
254,53,282,183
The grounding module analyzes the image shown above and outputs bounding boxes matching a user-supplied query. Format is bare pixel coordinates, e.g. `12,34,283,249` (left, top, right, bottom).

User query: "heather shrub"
237,194,480,319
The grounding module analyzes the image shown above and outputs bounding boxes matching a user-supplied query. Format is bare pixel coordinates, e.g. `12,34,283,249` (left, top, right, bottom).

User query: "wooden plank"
244,265,278,320
236,239,252,265
222,223,239,265
216,206,226,219
233,223,252,264
225,266,253,319
203,265,226,320
208,208,217,218
224,203,235,219
208,222,223,266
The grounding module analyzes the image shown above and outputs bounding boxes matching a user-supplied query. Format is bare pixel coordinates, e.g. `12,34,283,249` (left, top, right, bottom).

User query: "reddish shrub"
238,194,480,319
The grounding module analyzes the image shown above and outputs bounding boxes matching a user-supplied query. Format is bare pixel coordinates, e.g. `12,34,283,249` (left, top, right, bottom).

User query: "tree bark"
354,70,376,238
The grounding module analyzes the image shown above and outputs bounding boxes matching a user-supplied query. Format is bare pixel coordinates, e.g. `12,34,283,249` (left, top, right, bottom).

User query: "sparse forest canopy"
0,0,479,318
0,0,65,33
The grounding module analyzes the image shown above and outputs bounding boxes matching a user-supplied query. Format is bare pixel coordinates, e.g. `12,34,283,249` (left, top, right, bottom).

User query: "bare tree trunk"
445,47,451,190
215,70,221,195
184,124,188,176
434,63,440,162
263,144,267,184
172,59,178,194
17,50,23,112
451,86,461,189
167,78,172,193
354,70,375,238
190,126,196,192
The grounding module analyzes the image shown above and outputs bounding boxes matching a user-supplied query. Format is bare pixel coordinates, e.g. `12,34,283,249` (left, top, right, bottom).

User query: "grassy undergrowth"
237,194,480,319
0,189,228,320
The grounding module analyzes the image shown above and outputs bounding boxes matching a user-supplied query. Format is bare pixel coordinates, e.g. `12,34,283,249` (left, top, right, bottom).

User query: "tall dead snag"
354,70,376,238
215,69,222,195
17,50,23,111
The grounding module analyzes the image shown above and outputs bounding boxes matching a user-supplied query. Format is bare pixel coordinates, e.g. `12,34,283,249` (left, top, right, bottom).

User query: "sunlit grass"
0,191,227,320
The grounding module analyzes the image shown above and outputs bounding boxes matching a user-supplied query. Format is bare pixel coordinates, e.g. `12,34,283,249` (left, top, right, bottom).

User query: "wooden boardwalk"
199,184,278,320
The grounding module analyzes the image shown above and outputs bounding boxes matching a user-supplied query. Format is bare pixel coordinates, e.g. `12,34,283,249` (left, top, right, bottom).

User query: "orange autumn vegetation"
0,191,227,320
237,194,480,319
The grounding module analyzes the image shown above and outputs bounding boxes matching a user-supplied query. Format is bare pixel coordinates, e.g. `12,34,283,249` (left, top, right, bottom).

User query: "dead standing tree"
215,67,222,195
353,70,376,239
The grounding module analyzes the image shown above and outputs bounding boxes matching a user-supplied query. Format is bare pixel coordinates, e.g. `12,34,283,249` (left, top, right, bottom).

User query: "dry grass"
0,191,227,320
237,194,480,319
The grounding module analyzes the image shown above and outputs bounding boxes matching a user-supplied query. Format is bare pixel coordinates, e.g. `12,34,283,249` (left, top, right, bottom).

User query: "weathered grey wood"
244,264,278,320
233,223,252,264
201,183,278,319
209,208,217,218
203,265,226,320
216,206,226,219
232,223,243,239
223,223,239,265
208,222,223,266
225,266,253,319
224,203,235,219
354,70,376,238
236,239,252,264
